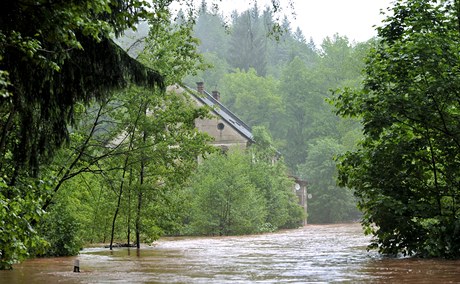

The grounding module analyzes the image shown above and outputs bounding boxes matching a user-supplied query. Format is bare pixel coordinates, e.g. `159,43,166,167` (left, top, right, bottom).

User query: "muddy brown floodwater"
1,223,460,283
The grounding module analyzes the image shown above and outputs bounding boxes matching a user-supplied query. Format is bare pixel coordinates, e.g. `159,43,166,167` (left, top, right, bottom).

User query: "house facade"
167,82,255,151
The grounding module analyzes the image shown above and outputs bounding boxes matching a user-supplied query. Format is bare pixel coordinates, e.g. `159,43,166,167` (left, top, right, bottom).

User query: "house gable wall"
168,84,251,150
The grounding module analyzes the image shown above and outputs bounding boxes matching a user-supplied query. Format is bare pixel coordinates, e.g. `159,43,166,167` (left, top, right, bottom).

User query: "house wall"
167,84,251,150
292,178,308,226
195,116,250,150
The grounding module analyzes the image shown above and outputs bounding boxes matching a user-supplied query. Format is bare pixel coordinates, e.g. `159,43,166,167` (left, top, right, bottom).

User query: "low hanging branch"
2,33,165,178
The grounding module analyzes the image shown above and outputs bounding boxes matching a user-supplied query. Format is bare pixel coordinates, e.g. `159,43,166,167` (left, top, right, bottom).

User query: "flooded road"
2,223,460,283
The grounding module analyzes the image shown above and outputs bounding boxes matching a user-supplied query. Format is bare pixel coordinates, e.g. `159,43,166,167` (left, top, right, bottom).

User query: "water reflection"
1,224,459,283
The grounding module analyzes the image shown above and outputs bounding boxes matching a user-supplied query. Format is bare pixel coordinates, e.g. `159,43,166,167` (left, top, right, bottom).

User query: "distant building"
292,177,308,225
167,82,255,152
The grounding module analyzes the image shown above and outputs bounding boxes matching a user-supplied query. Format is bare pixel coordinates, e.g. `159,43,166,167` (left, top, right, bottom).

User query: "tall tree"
333,0,460,257
319,35,365,89
249,126,304,229
297,138,359,223
278,56,324,168
193,1,229,59
186,146,302,236
0,0,296,268
219,68,283,131
0,0,164,269
187,150,267,236
227,6,268,76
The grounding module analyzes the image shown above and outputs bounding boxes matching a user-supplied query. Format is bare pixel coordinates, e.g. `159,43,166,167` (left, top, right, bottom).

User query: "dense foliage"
0,0,302,269
185,129,304,236
1,0,163,176
32,5,214,253
0,0,387,269
42,85,213,250
333,0,460,257
187,3,369,224
0,0,169,269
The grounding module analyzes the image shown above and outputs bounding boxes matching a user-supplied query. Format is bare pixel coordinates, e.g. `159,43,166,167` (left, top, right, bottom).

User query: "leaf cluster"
185,148,303,236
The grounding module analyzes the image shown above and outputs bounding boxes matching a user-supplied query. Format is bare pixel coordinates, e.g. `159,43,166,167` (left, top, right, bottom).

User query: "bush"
37,203,82,257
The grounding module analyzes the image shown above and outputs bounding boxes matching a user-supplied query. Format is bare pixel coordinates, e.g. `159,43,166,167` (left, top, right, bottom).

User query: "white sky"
211,0,394,44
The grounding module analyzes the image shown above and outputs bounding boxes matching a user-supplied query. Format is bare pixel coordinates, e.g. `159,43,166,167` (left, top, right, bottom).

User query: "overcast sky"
213,0,394,44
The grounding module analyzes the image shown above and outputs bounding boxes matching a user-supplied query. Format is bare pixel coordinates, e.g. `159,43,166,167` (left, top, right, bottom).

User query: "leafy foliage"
0,178,46,269
187,150,267,235
37,203,82,257
219,69,282,130
0,0,165,266
0,0,215,267
333,0,460,257
227,6,268,76
186,141,303,236
298,138,360,223
187,3,370,224
0,0,387,269
0,0,163,176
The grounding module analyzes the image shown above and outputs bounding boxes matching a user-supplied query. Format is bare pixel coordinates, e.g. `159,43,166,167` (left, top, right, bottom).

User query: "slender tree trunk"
426,129,442,215
109,103,145,249
135,128,147,249
0,106,14,173
109,157,129,250
127,167,133,246
135,185,143,249
42,103,105,212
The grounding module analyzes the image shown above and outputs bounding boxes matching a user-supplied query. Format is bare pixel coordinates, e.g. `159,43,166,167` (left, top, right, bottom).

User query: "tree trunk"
135,128,146,249
109,159,129,250
127,167,133,246
109,103,145,249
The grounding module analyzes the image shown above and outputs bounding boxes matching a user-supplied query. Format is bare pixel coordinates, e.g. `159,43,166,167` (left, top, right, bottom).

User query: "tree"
0,0,162,268
187,150,267,236
193,1,229,59
0,0,295,269
219,68,283,131
186,128,304,236
297,138,360,223
43,10,214,249
249,126,304,229
333,0,460,257
227,6,268,76
1,0,163,177
265,15,319,77
319,34,366,89
278,56,325,168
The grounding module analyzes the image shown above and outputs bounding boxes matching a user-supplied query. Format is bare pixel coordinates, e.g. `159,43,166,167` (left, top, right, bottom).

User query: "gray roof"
184,85,255,143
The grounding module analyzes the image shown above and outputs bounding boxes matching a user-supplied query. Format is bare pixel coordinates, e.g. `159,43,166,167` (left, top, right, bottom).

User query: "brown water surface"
1,224,460,283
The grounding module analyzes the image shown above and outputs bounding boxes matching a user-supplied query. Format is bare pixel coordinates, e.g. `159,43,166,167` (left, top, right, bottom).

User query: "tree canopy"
333,0,460,257
0,0,303,269
187,2,369,225
1,0,164,178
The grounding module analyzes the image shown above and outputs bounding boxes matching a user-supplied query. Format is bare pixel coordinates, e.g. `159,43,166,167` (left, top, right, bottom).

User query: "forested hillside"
186,2,369,224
